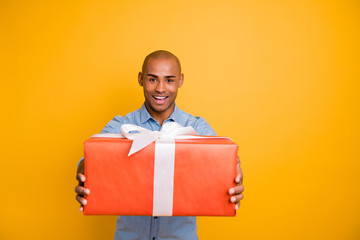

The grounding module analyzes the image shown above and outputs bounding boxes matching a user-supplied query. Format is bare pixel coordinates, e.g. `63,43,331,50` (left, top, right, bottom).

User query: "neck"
144,102,175,126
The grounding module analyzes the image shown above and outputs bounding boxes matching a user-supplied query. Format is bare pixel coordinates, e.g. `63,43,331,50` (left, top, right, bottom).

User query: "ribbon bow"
120,122,198,156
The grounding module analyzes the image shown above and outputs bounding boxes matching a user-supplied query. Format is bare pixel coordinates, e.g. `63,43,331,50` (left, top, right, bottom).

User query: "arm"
194,117,244,210
74,116,124,211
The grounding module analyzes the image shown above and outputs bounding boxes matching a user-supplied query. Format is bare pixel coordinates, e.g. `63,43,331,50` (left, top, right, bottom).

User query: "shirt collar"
139,103,180,124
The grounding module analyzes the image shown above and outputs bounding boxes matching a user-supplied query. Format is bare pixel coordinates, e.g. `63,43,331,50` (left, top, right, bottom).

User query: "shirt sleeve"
100,116,125,134
78,116,125,167
193,117,217,136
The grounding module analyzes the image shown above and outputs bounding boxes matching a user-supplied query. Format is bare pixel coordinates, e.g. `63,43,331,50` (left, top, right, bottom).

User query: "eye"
149,78,156,82
166,79,174,83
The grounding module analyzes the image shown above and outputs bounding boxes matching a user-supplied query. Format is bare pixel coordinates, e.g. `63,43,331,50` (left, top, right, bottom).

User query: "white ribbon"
122,122,200,216
120,122,198,156
91,122,219,216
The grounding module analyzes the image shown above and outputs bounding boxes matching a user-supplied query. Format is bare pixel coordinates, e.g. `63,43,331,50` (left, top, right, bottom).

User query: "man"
75,50,244,239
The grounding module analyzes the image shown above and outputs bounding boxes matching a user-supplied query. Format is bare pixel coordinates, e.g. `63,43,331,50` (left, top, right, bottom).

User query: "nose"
155,80,165,93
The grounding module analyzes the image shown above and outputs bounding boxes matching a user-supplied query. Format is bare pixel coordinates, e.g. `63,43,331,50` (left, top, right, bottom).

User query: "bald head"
142,50,182,75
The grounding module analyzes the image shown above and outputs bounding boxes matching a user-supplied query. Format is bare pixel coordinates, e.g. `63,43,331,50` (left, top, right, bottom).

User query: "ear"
179,73,184,88
138,72,143,86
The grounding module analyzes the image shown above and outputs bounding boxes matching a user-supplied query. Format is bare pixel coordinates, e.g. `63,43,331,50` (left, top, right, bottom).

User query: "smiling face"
138,57,184,123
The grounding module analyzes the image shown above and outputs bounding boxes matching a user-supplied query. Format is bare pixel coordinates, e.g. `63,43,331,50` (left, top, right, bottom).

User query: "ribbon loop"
120,122,198,156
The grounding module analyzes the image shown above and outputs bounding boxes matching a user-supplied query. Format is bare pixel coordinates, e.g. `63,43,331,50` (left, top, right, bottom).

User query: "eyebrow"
147,74,176,78
147,74,158,78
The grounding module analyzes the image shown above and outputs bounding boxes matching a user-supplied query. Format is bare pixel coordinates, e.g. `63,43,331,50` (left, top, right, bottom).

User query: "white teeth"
154,96,166,100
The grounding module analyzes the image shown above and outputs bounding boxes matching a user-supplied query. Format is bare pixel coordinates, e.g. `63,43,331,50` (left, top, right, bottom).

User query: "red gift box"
83,135,238,216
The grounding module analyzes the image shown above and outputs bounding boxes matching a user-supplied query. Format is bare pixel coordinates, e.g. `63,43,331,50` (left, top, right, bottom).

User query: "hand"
228,156,244,210
75,160,90,212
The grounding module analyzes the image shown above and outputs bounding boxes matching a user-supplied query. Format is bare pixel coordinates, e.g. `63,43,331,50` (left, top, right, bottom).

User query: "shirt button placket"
150,216,159,240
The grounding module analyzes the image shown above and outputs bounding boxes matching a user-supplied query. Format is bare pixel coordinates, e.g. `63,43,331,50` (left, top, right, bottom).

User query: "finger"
76,173,86,183
235,169,243,184
76,194,88,206
230,193,244,204
75,185,90,196
236,156,243,184
228,185,244,195
235,173,240,184
235,202,240,210
239,167,243,184
79,206,84,212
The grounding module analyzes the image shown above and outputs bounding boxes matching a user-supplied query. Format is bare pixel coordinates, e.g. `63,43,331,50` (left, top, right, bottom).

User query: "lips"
152,95,168,104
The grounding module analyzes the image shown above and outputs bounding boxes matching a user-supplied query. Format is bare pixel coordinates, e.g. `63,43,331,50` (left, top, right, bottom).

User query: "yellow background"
1,0,359,239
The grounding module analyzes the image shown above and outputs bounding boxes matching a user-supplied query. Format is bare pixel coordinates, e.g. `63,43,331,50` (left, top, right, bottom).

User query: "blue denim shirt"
100,103,216,240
